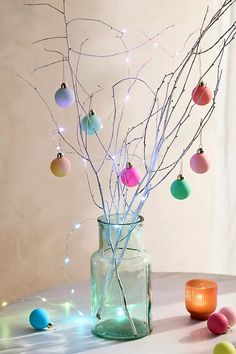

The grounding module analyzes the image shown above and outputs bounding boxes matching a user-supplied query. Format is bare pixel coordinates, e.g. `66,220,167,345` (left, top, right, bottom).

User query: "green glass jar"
91,215,152,340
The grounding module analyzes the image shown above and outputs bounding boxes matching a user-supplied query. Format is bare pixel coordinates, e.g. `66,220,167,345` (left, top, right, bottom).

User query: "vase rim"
97,214,144,226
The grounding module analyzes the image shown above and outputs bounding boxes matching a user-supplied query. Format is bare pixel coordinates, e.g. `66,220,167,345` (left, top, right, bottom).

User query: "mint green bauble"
213,342,236,354
170,175,191,200
81,110,102,135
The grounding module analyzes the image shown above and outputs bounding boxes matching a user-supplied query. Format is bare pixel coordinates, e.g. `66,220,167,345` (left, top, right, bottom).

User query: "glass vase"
91,214,152,340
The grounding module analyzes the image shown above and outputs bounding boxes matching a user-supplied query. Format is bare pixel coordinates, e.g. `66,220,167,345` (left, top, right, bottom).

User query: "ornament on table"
120,162,141,187
55,82,75,108
219,307,236,327
29,308,54,330
81,109,102,135
50,152,71,177
213,341,236,354
192,81,213,106
190,147,210,174
207,312,229,335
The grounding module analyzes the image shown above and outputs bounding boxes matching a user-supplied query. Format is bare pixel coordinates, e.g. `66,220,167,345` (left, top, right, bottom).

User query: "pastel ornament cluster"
170,82,212,200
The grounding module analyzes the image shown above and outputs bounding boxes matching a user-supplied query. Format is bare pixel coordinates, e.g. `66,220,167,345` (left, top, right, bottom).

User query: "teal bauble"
81,109,102,135
170,175,191,200
29,308,50,330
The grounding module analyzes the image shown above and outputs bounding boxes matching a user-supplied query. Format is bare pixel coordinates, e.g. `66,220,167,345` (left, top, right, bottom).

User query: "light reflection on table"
1,272,236,354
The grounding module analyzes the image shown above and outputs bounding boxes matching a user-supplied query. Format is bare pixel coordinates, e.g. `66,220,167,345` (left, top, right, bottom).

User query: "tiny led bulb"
64,257,70,264
2,301,8,307
75,224,81,229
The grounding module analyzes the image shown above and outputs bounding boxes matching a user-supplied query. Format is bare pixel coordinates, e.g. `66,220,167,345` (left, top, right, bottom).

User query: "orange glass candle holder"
185,279,217,320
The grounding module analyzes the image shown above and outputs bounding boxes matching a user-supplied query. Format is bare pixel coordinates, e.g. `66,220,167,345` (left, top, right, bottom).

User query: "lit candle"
185,279,217,320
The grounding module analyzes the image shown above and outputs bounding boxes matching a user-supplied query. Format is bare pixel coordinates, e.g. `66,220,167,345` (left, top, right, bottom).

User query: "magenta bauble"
192,82,213,106
219,307,236,326
190,148,210,174
50,152,71,177
120,163,141,187
207,313,229,335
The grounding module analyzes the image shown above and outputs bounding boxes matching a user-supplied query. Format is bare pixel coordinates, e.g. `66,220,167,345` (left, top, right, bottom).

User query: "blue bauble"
55,83,75,108
81,110,102,135
170,175,191,200
29,308,50,330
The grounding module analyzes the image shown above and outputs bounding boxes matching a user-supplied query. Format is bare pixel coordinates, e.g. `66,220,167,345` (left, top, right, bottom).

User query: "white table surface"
1,272,236,354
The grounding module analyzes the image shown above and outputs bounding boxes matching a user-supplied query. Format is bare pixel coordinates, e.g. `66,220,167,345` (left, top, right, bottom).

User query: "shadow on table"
152,315,197,334
179,327,214,343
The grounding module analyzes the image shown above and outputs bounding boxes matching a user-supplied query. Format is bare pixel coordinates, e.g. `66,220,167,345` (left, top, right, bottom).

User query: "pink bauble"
219,307,236,326
190,149,210,174
50,153,71,177
207,313,229,335
120,163,141,187
192,83,213,106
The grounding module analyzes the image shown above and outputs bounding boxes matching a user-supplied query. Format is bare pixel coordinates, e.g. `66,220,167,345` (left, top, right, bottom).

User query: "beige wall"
0,0,226,303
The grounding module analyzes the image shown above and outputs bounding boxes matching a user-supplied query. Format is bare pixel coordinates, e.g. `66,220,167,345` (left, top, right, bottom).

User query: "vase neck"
97,214,144,252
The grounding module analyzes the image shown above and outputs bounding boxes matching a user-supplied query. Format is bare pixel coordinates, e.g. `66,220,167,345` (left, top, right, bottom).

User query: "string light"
64,257,70,264
125,56,130,63
122,28,127,34
1,301,8,307
56,146,61,150
59,127,65,133
125,94,130,101
75,223,81,229
154,42,158,47
71,288,75,294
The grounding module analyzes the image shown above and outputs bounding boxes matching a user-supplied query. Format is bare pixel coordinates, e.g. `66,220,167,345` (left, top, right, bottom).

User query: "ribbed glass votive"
185,279,217,320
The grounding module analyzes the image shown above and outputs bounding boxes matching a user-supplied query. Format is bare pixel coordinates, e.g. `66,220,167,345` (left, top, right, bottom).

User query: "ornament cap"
126,162,132,169
57,152,64,159
177,174,184,180
89,109,96,116
47,322,56,330
61,82,67,89
198,80,205,87
197,147,204,154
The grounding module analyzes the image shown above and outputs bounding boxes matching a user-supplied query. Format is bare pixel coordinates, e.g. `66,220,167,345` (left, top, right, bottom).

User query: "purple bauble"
55,83,75,108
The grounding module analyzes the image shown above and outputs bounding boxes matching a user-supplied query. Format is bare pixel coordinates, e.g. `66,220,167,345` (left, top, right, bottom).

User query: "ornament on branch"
192,81,213,106
81,109,102,135
50,152,71,177
55,83,75,108
120,162,141,187
170,174,191,200
29,308,54,330
190,147,210,174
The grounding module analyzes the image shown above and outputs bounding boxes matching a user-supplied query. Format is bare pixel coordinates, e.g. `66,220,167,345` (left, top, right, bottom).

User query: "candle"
185,279,217,320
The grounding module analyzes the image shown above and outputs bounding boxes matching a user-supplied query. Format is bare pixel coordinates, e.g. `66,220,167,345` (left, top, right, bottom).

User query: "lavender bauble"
55,83,75,108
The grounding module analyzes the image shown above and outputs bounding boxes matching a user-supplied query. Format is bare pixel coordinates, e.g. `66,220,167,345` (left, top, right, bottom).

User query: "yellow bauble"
213,342,235,354
50,153,71,177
